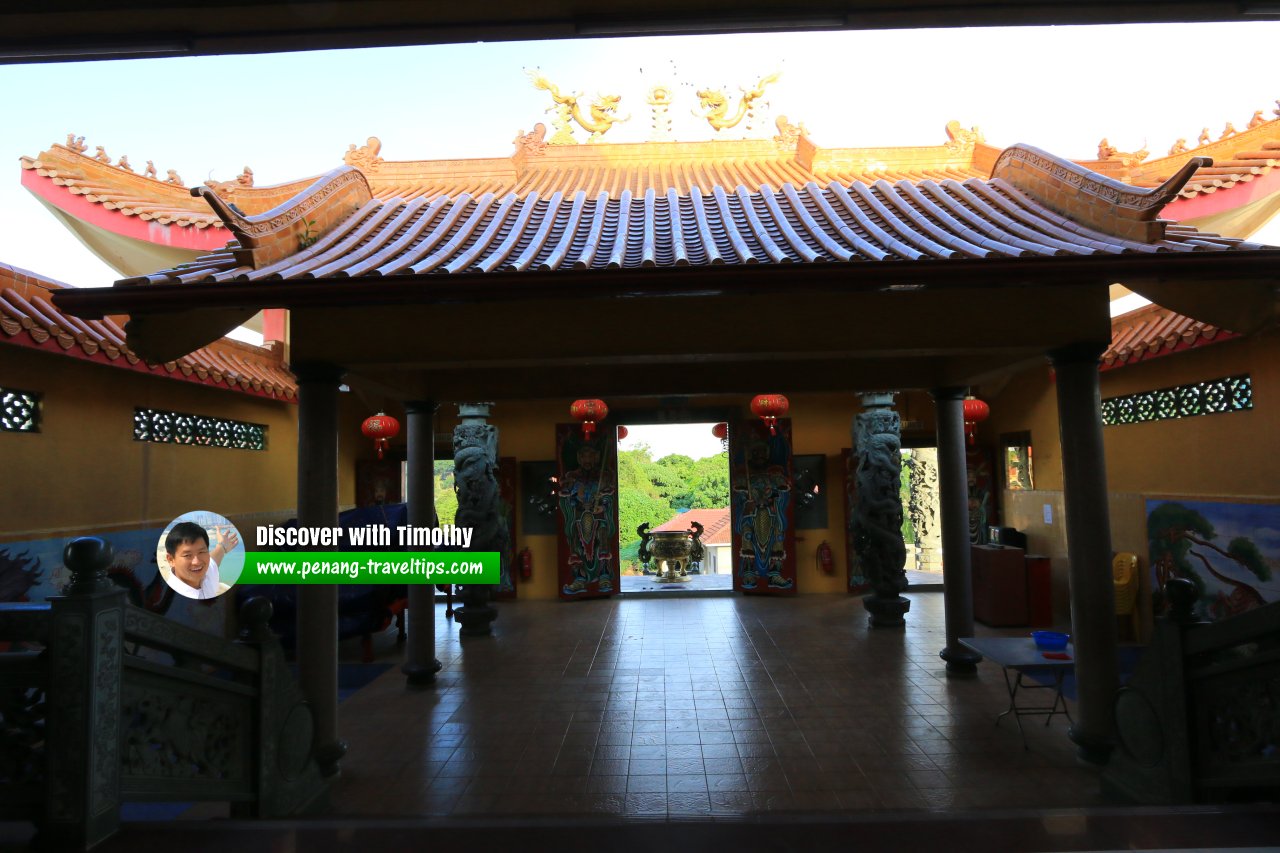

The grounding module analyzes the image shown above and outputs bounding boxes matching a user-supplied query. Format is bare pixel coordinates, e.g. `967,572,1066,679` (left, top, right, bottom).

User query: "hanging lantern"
711,422,729,452
962,396,990,446
617,425,629,440
569,399,608,439
750,394,789,436
361,412,400,460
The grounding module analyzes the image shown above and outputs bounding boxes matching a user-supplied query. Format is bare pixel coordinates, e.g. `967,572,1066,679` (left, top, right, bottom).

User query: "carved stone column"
43,538,125,850
403,399,443,685
1051,343,1120,764
292,361,346,776
932,387,981,674
453,402,504,636
854,392,911,627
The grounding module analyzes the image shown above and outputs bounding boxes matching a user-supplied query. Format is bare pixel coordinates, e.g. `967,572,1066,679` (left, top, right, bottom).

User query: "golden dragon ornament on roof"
527,71,629,144
693,72,780,133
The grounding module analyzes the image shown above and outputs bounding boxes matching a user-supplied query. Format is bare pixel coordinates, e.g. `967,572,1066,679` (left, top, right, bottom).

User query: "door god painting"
556,425,619,599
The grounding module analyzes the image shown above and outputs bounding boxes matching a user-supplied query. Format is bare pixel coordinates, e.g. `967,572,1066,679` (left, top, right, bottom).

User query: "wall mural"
0,528,227,637
731,418,796,594
1147,498,1280,622
556,424,619,600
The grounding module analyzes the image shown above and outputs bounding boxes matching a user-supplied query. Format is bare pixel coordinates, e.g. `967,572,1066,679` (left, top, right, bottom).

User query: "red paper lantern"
962,397,990,446
617,425,629,440
361,412,400,460
750,394,789,435
711,422,729,451
570,399,608,439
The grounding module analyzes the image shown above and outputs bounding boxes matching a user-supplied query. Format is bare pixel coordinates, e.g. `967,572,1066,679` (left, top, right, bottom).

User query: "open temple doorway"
616,422,734,594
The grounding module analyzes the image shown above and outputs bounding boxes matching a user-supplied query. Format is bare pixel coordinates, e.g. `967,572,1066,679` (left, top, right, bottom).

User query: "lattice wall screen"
1,387,40,432
134,407,266,450
1101,375,1252,426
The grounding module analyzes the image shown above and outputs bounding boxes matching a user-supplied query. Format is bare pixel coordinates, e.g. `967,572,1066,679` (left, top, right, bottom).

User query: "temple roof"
1101,302,1240,371
0,263,296,400
20,112,1280,273
49,138,1280,375
120,147,1253,288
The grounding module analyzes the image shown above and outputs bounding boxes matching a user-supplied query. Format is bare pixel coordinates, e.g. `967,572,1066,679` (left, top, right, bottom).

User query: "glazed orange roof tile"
22,109,1280,260
114,144,1264,288
0,263,297,400
1101,302,1240,370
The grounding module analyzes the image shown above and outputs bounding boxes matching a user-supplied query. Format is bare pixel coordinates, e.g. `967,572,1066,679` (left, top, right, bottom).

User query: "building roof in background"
653,508,732,545
0,263,296,400
1102,302,1241,371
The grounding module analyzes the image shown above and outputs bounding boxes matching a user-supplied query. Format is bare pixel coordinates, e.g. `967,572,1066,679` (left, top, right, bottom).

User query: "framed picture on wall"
792,453,828,530
520,460,558,535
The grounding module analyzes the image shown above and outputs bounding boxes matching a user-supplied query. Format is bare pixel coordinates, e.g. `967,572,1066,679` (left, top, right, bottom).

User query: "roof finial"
343,137,383,171
1248,110,1266,129
647,85,673,142
64,133,86,154
512,123,548,157
773,115,808,148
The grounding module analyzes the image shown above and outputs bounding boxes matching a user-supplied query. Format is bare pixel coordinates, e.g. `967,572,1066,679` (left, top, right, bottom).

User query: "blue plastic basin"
1031,630,1069,651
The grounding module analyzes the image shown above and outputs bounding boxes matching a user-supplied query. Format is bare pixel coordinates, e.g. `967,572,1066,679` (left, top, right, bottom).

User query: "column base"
315,738,348,778
863,594,911,628
1069,725,1115,765
939,645,981,675
401,658,442,686
456,605,498,636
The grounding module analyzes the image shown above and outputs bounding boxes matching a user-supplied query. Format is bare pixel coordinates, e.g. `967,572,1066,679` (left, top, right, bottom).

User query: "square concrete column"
292,361,346,776
1051,343,1120,764
932,387,981,675
402,399,443,685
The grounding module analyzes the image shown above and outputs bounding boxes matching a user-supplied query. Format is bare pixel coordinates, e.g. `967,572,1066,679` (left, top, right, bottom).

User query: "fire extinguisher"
519,547,533,580
816,541,834,575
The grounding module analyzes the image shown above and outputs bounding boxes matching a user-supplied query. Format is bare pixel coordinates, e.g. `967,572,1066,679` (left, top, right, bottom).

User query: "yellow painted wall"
985,332,1280,631
0,344,299,543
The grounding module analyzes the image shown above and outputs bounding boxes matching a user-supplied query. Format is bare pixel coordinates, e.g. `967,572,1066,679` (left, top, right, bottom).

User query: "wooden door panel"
730,418,797,595
555,424,620,600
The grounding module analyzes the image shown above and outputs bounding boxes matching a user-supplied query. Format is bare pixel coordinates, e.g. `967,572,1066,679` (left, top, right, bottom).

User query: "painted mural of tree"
1148,502,1271,619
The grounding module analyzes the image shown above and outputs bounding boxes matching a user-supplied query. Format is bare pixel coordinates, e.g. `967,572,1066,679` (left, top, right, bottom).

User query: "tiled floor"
331,592,1101,819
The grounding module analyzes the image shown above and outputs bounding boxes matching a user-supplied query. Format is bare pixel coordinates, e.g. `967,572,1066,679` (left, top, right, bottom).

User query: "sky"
2,21,1279,290
619,423,724,461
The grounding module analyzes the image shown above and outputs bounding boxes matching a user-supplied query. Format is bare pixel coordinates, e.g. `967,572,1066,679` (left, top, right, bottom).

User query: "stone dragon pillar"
452,402,505,636
854,392,911,627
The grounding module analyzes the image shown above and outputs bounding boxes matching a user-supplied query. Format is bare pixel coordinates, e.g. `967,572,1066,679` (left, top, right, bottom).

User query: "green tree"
433,460,457,525
614,446,730,572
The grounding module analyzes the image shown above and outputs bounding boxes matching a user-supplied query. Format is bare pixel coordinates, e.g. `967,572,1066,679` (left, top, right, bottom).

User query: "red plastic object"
1025,554,1054,627
1042,652,1071,660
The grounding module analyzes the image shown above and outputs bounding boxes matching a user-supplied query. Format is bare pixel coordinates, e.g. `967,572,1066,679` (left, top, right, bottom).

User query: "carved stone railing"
1104,578,1280,803
0,537,329,850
